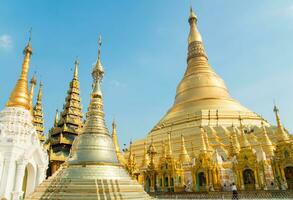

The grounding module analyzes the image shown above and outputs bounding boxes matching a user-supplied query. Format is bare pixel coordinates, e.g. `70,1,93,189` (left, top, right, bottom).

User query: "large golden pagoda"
130,7,293,192
26,36,152,200
47,58,84,176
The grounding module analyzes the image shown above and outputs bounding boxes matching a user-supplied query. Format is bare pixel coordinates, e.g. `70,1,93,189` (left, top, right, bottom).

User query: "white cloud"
110,80,126,88
0,34,12,49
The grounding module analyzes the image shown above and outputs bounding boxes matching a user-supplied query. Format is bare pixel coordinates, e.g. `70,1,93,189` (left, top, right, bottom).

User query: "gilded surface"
26,37,153,200
47,58,84,176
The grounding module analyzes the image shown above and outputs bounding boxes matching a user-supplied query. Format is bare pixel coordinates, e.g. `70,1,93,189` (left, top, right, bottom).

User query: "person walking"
231,183,238,200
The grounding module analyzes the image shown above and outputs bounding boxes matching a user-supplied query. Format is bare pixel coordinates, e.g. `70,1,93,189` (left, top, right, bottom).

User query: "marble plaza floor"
150,190,293,199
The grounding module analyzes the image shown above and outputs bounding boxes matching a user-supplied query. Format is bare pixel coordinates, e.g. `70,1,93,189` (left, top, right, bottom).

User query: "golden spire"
29,74,37,113
7,30,33,110
148,136,157,167
54,109,59,127
33,81,45,142
179,134,191,163
68,35,118,165
231,124,240,150
239,116,250,148
228,124,240,158
74,57,79,79
111,119,126,165
199,126,207,152
126,141,138,177
187,6,207,61
273,104,290,142
261,120,273,146
261,120,274,157
141,142,150,168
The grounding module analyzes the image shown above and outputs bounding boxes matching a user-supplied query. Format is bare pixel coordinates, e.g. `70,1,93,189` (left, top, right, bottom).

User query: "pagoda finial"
74,57,79,79
37,81,43,101
188,6,201,43
54,109,59,127
7,30,33,110
92,34,104,95
112,118,117,129
273,104,281,128
187,6,208,62
98,34,102,60
273,104,289,142
29,73,37,114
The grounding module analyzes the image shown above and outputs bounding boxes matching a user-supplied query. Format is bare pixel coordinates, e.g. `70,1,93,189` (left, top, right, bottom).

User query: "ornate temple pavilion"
129,8,293,193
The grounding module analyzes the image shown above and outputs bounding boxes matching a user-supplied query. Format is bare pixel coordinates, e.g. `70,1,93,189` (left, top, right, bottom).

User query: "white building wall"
0,107,48,200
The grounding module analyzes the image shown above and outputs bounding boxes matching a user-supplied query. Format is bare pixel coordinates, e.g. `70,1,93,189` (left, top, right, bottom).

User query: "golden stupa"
131,7,280,170
26,36,153,200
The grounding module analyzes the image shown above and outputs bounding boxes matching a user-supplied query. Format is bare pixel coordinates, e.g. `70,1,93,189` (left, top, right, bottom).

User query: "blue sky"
0,0,292,147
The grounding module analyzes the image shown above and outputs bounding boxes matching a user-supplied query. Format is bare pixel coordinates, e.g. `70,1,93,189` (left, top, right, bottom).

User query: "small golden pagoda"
26,36,152,200
33,81,46,142
272,105,293,189
112,120,127,166
47,58,84,176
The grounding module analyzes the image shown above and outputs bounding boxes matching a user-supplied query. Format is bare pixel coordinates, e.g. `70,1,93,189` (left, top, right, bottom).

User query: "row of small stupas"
125,7,293,193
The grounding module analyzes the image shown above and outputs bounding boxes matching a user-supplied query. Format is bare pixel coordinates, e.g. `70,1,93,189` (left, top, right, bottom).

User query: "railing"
150,190,293,199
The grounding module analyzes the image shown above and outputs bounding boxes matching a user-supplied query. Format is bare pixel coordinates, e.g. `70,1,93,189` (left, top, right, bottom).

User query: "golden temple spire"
54,109,59,127
74,57,79,79
68,35,118,165
187,6,207,61
261,120,272,146
7,30,33,110
148,136,157,167
111,119,126,165
179,134,191,163
228,125,240,158
29,74,37,113
33,81,45,142
273,104,290,142
231,124,240,150
126,141,138,177
239,116,250,148
141,142,150,168
261,120,274,157
199,126,207,152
